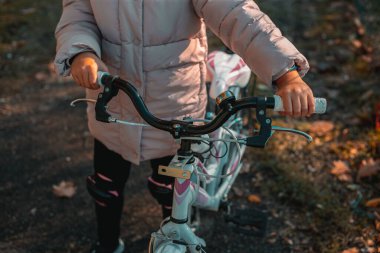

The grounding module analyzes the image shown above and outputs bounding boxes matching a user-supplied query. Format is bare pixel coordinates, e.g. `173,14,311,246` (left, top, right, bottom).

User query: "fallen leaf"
357,158,380,180
352,39,362,49
353,18,366,36
376,103,380,131
367,247,375,253
359,90,374,101
342,247,359,253
348,147,359,158
309,121,334,136
357,26,366,36
270,209,279,218
35,71,49,81
247,194,261,204
331,160,352,182
266,232,277,244
375,220,380,231
48,61,56,74
285,220,296,229
331,160,350,175
366,198,380,208
21,7,36,15
283,237,293,246
338,174,353,182
232,187,244,197
52,181,77,198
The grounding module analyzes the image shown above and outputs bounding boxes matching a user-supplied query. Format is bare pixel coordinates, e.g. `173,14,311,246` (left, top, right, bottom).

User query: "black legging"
92,139,174,249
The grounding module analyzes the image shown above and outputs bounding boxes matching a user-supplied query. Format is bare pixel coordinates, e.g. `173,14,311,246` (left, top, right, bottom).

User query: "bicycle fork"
151,158,206,253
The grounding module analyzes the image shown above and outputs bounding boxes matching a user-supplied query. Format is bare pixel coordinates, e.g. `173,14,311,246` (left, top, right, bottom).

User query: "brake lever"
244,97,273,148
241,97,314,148
95,80,119,123
271,126,313,143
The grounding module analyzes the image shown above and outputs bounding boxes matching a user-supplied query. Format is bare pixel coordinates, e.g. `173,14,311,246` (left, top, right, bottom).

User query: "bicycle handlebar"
96,72,274,135
95,71,326,147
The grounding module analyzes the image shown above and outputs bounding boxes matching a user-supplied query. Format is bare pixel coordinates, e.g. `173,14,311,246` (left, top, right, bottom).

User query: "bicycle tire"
148,237,187,253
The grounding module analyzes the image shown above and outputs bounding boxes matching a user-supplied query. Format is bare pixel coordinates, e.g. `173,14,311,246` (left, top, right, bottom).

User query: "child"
55,1,315,252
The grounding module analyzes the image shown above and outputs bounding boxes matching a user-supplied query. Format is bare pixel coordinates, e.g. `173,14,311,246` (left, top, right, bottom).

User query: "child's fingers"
307,92,315,116
300,95,309,117
88,65,99,89
86,70,95,88
78,65,99,90
76,71,85,87
72,74,80,86
283,94,293,116
291,93,301,117
82,68,90,87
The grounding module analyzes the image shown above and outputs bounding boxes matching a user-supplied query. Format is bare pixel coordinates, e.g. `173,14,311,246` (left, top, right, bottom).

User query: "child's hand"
275,70,315,117
71,52,109,90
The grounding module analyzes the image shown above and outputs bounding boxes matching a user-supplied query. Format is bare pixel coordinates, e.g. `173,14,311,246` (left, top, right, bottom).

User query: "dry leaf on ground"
351,39,362,49
232,187,244,197
331,160,352,182
309,120,335,136
34,71,49,81
331,160,350,175
247,194,261,204
366,198,380,208
342,247,359,253
375,220,380,231
357,158,380,180
52,180,77,198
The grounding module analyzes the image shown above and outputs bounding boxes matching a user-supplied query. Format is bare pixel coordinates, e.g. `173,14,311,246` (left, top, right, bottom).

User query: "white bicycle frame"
149,51,252,253
149,120,246,253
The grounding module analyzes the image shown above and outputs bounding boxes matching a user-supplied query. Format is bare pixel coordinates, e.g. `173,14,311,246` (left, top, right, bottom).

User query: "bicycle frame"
150,83,248,253
150,129,246,253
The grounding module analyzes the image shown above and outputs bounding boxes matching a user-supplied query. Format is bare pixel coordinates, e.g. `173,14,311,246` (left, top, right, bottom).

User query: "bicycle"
71,50,326,253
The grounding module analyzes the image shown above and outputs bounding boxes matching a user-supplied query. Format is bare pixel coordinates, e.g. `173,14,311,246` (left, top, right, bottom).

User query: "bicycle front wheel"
148,237,187,253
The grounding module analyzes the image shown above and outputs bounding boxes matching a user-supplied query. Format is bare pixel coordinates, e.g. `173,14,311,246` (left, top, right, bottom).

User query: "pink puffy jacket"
55,0,309,165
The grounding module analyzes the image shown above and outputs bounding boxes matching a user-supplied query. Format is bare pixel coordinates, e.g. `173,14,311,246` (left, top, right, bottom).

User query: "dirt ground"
1,1,380,253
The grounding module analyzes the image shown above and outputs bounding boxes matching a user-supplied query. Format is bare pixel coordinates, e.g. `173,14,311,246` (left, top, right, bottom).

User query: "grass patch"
258,158,365,252
0,0,61,95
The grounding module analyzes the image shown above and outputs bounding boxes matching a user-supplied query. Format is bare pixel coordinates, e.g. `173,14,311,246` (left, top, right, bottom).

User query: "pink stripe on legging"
108,190,119,197
97,173,113,182
148,177,172,190
95,200,106,207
